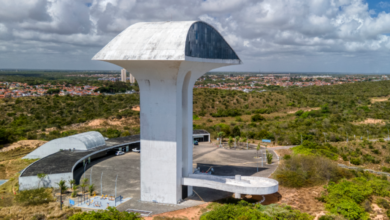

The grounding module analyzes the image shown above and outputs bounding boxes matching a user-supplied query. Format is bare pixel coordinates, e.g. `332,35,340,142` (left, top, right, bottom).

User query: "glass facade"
185,22,240,60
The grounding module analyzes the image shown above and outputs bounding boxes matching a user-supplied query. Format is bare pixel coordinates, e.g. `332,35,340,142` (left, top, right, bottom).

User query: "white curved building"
23,131,106,159
93,21,277,204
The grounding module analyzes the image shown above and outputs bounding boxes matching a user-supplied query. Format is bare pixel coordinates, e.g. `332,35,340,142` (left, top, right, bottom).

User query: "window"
185,22,240,60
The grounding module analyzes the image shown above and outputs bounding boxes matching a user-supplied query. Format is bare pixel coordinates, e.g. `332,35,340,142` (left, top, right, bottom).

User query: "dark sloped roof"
21,135,140,177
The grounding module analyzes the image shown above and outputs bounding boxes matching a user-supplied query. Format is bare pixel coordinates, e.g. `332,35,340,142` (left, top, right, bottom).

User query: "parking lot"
80,142,279,214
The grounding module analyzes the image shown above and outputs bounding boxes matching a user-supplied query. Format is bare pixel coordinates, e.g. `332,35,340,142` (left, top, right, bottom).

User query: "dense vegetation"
318,171,390,220
200,200,313,220
0,94,139,145
193,80,390,145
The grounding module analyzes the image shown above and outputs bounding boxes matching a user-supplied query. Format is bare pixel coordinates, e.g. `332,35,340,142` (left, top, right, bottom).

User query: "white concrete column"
234,175,242,199
181,62,227,198
111,60,228,204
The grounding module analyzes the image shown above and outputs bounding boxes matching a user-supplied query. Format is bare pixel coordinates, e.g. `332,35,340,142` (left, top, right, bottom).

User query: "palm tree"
57,180,68,210
71,185,79,198
88,184,95,196
68,179,75,190
80,178,89,200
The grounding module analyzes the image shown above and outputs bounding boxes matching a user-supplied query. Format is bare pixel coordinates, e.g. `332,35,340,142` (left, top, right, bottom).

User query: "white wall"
19,173,73,191
109,60,229,204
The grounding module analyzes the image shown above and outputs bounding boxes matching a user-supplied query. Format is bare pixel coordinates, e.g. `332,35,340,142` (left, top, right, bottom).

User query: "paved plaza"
79,142,279,214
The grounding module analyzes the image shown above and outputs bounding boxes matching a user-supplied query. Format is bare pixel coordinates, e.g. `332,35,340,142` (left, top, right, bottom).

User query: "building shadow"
195,163,269,176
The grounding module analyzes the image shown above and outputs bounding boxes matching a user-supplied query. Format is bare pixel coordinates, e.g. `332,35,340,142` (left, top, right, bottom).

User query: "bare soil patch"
131,105,140,111
0,140,47,152
145,203,209,220
277,185,326,216
287,107,320,114
371,96,390,103
353,118,385,125
274,149,293,158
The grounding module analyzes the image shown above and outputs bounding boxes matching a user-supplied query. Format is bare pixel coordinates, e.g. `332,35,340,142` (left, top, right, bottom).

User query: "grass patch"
14,188,54,206
0,147,36,162
292,141,339,160
193,114,201,120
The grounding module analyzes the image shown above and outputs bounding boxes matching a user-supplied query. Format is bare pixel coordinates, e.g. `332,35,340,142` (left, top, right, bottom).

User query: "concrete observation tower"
93,21,277,204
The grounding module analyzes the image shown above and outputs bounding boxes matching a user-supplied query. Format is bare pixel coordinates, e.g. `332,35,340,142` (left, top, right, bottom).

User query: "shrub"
283,154,291,160
350,158,362,165
251,114,265,122
341,154,348,161
381,167,390,172
274,155,351,187
14,188,54,206
193,114,200,120
235,116,243,122
371,149,380,154
295,110,304,116
377,198,390,209
206,119,212,123
68,207,141,220
321,175,390,220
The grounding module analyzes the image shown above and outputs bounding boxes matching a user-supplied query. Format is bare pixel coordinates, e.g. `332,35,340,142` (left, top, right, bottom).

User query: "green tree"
68,179,75,189
257,143,261,158
218,131,225,144
57,180,68,194
251,114,265,122
37,173,47,188
57,180,68,210
80,178,88,197
71,185,79,198
266,150,273,164
228,136,233,149
89,184,95,196
235,136,240,147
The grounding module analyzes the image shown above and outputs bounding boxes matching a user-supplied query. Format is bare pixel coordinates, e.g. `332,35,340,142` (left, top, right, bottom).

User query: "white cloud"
0,0,390,72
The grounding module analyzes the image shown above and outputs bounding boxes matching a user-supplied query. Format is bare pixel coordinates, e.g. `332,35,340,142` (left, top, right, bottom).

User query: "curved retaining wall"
182,174,278,195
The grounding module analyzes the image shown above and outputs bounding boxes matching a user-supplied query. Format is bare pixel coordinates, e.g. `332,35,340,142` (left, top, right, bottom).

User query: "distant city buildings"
121,69,127,82
0,82,100,98
129,73,135,83
194,74,388,92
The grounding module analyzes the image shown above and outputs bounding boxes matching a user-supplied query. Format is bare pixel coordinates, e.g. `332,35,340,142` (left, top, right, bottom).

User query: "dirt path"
353,118,385,125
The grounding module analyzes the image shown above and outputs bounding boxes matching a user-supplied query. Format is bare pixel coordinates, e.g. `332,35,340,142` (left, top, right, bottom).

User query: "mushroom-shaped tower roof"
93,21,241,64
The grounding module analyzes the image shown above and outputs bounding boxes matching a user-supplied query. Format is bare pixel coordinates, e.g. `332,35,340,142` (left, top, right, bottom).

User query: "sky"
1,0,390,73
